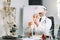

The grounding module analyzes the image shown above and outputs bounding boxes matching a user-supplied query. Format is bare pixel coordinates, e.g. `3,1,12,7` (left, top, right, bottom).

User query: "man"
25,6,52,40
33,6,52,40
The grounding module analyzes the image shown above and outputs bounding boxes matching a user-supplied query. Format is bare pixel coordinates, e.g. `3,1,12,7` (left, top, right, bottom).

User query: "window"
57,0,60,18
29,0,42,5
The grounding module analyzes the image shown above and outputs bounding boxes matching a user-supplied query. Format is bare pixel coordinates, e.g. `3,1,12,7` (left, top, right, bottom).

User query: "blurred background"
0,0,60,40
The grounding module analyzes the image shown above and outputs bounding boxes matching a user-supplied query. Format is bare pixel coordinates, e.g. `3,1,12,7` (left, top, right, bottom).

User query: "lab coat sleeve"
45,19,52,36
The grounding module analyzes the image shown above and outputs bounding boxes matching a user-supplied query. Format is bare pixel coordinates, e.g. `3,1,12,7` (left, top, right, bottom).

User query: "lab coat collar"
40,16,46,22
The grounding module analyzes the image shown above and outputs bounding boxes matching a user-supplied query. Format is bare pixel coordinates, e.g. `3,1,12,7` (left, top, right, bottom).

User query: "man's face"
33,14,38,21
38,10,46,17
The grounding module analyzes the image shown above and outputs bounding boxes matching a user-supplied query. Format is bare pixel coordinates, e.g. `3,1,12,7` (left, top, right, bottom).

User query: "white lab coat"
25,16,52,37
35,16,52,36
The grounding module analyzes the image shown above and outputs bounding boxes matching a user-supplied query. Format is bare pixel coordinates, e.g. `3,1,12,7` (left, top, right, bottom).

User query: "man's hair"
43,7,47,11
41,6,47,11
35,5,47,14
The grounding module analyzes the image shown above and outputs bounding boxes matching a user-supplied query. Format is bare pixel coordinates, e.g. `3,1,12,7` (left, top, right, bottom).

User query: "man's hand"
28,21,32,28
34,19,39,26
33,14,39,26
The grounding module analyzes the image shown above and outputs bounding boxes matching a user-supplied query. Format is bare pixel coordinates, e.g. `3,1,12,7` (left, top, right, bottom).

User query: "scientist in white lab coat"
33,6,52,40
25,6,52,40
